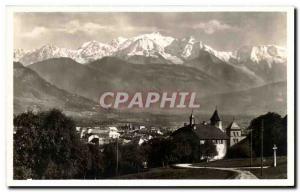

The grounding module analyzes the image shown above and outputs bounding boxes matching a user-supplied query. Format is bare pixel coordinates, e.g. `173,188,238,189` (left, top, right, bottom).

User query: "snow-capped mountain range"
14,32,287,67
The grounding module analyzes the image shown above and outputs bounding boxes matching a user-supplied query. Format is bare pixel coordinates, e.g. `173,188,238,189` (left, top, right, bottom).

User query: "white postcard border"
6,6,295,187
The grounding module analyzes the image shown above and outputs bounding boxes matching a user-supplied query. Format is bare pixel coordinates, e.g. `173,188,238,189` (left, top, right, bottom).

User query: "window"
214,140,223,144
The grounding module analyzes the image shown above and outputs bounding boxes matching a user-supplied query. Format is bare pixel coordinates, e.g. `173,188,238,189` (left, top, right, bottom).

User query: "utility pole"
116,137,119,176
260,120,264,177
250,128,253,167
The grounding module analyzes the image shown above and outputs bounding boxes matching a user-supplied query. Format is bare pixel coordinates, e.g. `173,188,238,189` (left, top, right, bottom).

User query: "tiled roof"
171,124,229,140
193,124,229,140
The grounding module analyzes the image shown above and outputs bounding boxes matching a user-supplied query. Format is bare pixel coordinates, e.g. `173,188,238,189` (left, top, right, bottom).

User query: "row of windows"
201,140,224,144
231,131,241,137
200,139,242,145
214,140,223,144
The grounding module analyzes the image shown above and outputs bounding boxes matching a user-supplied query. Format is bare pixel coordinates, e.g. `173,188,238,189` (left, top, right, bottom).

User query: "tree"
168,129,200,163
102,142,118,177
13,111,39,179
226,138,253,158
199,140,217,160
280,115,287,155
247,112,287,157
102,141,145,177
119,143,144,175
140,138,171,168
13,109,92,179
84,144,104,179
33,109,82,179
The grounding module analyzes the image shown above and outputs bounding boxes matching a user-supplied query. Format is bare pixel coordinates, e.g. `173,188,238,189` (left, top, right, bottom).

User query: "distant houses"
76,123,165,146
75,108,246,161
77,127,114,145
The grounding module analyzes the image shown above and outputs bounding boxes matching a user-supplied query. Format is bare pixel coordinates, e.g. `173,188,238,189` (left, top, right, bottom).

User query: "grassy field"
114,167,236,179
247,157,287,179
195,156,286,167
112,156,287,179
194,156,287,179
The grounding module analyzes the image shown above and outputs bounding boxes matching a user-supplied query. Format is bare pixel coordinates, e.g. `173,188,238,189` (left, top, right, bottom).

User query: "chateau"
171,109,246,160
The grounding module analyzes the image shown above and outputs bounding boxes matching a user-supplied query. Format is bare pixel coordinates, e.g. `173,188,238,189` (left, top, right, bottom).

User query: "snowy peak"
165,37,233,63
17,41,116,65
80,40,112,50
110,37,127,49
234,45,287,65
192,42,235,63
37,44,63,57
182,36,196,44
113,32,176,62
77,40,115,63
116,37,164,57
132,32,175,48
14,49,29,62
14,32,287,67
18,44,75,66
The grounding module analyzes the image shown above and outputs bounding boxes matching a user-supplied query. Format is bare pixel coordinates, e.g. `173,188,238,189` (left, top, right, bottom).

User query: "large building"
171,109,246,160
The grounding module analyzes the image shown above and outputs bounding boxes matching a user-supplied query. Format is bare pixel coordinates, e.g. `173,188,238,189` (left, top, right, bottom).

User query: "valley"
13,32,287,119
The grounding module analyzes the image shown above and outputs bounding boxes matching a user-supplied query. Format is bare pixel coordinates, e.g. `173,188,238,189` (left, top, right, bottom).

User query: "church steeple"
189,110,196,126
210,106,223,131
210,107,220,125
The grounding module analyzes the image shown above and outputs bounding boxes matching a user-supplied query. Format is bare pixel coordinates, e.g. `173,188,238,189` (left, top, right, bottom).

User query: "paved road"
174,164,269,179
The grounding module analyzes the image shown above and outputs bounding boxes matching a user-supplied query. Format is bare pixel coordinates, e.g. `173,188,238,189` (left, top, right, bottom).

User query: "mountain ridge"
28,57,233,102
13,61,100,115
15,58,287,116
14,32,286,67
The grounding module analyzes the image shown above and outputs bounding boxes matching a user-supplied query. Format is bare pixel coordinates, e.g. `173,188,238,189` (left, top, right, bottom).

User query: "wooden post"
273,144,278,167
250,128,253,167
260,120,264,177
116,137,119,176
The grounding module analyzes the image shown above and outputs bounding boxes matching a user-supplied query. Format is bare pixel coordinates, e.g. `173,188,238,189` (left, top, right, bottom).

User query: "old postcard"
6,6,295,187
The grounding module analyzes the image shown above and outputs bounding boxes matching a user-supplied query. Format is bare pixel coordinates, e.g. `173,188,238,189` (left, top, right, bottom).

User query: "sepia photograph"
6,6,295,187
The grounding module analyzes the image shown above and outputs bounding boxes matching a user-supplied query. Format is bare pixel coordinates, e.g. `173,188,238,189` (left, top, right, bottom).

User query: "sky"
14,12,287,51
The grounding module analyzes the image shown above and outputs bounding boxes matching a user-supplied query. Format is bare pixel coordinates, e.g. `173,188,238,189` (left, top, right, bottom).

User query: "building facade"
171,110,229,160
171,109,246,161
226,119,246,147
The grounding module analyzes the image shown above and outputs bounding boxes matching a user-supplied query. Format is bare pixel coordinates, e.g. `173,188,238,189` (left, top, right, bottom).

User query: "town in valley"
12,11,288,181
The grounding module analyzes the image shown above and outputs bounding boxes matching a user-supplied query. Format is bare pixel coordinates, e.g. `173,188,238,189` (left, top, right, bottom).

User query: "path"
174,164,269,179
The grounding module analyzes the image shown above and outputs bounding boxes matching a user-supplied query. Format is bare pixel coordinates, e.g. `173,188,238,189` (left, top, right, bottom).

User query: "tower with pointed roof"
226,117,246,147
210,107,223,131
